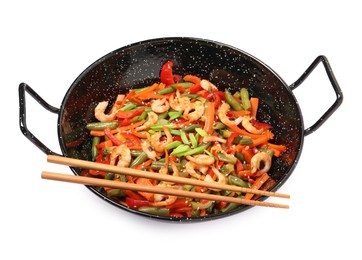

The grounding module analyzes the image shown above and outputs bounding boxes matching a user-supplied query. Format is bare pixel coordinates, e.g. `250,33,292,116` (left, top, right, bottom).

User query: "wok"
19,37,343,222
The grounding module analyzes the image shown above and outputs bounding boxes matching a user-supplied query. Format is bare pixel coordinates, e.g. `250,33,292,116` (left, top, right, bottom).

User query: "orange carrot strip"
134,83,159,98
183,74,201,84
90,127,120,137
250,97,259,118
244,172,270,200
203,101,215,135
267,142,287,153
118,120,145,131
119,90,136,108
251,135,271,147
131,128,148,139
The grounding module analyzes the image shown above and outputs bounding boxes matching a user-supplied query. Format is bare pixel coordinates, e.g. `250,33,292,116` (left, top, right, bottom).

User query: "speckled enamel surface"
58,37,303,222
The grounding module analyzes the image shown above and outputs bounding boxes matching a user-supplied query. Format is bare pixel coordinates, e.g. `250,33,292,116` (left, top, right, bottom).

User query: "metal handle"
19,82,61,155
289,55,343,136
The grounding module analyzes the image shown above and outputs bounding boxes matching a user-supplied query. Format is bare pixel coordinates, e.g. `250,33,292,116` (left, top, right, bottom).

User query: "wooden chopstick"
41,171,288,209
47,155,290,199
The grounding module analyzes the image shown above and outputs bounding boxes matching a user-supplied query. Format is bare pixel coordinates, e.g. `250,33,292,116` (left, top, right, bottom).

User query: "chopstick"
41,171,288,208
44,155,290,209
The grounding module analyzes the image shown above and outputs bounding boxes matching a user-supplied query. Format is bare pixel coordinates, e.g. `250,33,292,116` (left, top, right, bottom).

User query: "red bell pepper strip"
120,133,142,150
96,139,113,149
126,197,152,209
226,132,239,153
116,108,144,119
104,128,122,146
188,84,202,94
118,118,131,126
251,119,272,130
160,61,175,85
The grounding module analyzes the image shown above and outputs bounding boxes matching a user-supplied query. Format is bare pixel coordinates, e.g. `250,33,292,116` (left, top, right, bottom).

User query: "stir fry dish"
85,61,287,217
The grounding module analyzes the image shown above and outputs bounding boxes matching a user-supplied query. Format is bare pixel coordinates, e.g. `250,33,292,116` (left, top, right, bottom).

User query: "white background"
1,1,360,259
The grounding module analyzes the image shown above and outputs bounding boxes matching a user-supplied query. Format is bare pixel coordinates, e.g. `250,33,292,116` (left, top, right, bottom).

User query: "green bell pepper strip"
86,121,118,131
240,88,251,111
129,151,148,168
138,206,170,216
228,175,250,188
225,89,243,111
91,136,101,161
164,141,182,150
217,153,237,164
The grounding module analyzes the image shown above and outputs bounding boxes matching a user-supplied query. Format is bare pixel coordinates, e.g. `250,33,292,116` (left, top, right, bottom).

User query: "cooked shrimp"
152,182,178,206
200,79,218,91
186,154,215,165
141,138,157,161
150,127,173,153
109,144,131,167
242,115,264,134
202,135,227,144
185,161,208,180
204,166,226,191
217,102,243,126
94,101,118,122
135,112,158,131
169,91,191,111
183,100,205,122
151,98,170,113
250,152,272,175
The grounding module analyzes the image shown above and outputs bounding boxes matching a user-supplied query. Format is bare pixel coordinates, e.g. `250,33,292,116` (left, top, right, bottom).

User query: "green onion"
189,133,198,148
170,82,194,89
149,123,175,131
157,87,176,95
195,127,208,137
170,129,181,136
168,111,182,121
120,102,137,111
170,144,191,156
180,130,190,144
164,141,182,150
182,143,210,156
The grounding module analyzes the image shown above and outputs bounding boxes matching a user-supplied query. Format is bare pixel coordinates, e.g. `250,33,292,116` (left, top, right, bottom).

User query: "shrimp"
183,100,205,122
151,98,170,113
250,152,272,175
186,154,215,165
203,166,226,191
152,182,178,206
135,112,158,131
109,144,131,167
94,101,118,122
242,115,264,135
185,161,208,180
169,91,191,111
200,79,218,91
141,138,157,161
217,102,243,126
94,95,125,122
150,127,173,153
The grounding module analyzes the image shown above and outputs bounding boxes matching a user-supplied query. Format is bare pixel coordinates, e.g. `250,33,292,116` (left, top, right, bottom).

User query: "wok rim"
57,36,304,222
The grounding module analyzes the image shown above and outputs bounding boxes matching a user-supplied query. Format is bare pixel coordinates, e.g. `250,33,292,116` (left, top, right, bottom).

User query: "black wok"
19,37,343,222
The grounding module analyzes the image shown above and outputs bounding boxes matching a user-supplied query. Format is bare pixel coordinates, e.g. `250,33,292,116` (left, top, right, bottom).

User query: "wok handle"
289,55,343,136
19,83,61,155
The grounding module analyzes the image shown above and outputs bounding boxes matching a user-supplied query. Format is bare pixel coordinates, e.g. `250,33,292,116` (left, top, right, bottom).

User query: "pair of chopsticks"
42,155,290,209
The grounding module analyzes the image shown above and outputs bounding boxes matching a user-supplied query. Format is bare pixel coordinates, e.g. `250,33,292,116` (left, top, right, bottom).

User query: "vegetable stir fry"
85,61,287,217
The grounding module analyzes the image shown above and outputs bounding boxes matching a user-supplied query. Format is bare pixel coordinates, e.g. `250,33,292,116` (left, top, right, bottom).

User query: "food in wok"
83,61,287,218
